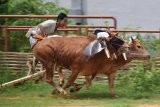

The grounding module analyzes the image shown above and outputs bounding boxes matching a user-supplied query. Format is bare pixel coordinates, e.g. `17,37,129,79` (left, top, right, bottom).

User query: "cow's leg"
70,76,92,92
63,70,79,91
52,64,64,94
84,76,92,87
70,71,98,92
44,63,67,95
72,71,97,91
107,71,118,98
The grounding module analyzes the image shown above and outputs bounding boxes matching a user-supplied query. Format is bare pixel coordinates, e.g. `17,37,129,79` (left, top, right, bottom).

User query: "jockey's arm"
39,25,47,37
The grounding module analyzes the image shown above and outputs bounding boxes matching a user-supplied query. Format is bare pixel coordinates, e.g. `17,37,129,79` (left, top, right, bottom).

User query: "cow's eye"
128,47,131,50
137,46,141,48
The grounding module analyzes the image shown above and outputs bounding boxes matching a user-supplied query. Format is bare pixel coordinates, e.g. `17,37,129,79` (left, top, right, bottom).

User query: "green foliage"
0,70,26,84
0,0,9,25
2,0,68,25
144,38,160,56
117,64,160,98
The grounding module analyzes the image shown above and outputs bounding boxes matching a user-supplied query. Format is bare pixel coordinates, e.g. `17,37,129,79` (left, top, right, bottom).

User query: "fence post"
77,27,81,35
0,27,2,51
64,30,68,35
4,26,10,52
85,27,89,36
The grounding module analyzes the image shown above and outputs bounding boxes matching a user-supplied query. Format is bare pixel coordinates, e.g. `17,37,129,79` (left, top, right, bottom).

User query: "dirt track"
135,104,160,107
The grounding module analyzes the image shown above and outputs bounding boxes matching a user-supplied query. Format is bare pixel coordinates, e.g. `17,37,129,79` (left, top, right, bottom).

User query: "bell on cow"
113,53,117,59
122,53,127,60
104,47,110,58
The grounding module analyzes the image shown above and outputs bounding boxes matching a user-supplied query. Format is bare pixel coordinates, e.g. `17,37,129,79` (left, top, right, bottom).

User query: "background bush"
116,64,160,98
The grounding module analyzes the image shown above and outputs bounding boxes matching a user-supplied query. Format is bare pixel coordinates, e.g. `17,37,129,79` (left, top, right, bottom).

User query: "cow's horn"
104,47,110,58
122,53,127,60
113,53,117,59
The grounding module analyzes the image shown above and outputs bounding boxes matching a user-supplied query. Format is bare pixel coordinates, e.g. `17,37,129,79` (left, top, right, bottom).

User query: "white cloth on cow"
83,40,103,56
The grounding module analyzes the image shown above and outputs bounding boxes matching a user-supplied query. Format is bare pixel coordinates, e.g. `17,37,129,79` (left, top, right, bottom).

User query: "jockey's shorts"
29,34,44,47
29,36,37,47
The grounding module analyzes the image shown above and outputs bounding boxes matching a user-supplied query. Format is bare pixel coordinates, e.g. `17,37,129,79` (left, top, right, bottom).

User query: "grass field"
0,80,160,107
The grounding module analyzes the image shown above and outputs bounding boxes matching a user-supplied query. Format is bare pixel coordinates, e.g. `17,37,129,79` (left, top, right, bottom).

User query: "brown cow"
32,34,129,95
71,37,150,98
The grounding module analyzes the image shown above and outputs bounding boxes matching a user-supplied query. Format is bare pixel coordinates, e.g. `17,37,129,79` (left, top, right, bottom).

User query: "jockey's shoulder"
41,20,56,24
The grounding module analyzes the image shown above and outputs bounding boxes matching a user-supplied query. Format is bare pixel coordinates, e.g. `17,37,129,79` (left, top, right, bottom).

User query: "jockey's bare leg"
32,56,38,72
26,58,34,75
27,56,39,76
52,64,64,94
57,65,64,86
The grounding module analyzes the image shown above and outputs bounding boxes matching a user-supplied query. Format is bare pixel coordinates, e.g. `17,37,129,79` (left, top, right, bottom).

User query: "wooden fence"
0,15,117,52
0,52,160,81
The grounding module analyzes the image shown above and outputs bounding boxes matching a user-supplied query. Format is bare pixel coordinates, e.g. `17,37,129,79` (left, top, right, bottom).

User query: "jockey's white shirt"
25,20,57,47
25,20,56,38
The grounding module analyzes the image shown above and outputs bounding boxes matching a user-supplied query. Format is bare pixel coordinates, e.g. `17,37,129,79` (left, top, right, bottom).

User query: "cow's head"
105,31,130,60
127,37,150,60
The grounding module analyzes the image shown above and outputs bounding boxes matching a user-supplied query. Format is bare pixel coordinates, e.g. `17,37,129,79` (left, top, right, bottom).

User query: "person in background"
26,12,68,48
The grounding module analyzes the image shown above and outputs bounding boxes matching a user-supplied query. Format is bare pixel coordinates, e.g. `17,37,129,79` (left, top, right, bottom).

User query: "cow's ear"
112,32,118,35
131,36,135,43
106,30,113,38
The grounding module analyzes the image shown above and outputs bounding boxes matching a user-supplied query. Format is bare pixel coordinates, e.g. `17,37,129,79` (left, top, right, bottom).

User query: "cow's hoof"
59,89,67,95
59,80,65,87
111,95,119,99
62,90,67,95
70,87,76,93
70,87,81,93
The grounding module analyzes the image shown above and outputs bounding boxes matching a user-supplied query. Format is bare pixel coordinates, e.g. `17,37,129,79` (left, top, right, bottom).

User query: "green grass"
0,81,160,107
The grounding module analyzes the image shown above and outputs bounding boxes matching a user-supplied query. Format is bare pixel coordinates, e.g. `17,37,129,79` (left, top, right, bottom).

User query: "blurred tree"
3,0,68,25
0,0,9,25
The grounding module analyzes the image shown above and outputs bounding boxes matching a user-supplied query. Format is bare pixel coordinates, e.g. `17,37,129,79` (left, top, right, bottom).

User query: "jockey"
26,12,68,76
93,29,110,47
25,12,68,47
93,29,109,38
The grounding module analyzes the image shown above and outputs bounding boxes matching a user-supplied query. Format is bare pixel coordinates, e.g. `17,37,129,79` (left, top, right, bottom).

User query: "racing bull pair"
27,31,150,98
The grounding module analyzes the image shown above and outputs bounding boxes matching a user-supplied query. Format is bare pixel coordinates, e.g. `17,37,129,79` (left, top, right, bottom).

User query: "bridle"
107,35,127,52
